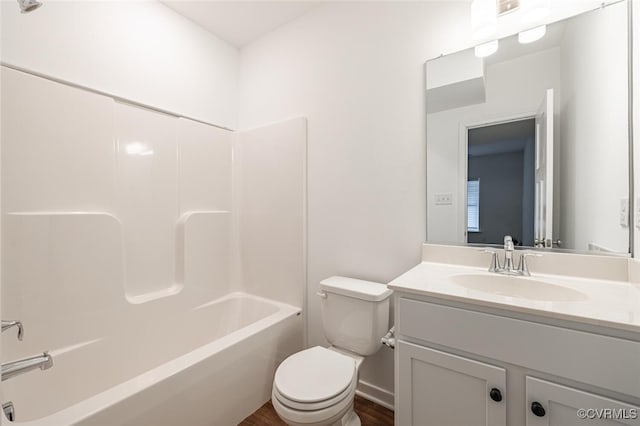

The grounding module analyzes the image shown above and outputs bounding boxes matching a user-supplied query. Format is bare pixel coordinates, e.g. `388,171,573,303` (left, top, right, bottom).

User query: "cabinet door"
397,340,506,426
526,377,640,426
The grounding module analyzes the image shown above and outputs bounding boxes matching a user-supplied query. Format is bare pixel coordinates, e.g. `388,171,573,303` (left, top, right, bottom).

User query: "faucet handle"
517,252,542,276
1,321,23,341
479,248,502,272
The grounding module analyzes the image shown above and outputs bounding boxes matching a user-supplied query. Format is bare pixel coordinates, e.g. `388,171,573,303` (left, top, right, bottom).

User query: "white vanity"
411,0,637,423
390,244,640,426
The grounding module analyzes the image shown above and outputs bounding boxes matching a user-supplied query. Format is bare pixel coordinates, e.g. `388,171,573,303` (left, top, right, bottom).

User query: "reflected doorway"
466,119,535,246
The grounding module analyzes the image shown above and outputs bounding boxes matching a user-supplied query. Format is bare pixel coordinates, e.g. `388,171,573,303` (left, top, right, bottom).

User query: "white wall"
559,1,629,253
238,1,473,403
234,118,307,308
0,0,239,128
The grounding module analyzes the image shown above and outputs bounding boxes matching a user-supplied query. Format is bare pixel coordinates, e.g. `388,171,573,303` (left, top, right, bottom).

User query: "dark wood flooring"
239,395,394,425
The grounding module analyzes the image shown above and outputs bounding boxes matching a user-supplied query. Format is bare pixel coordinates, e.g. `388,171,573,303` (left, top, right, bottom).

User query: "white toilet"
272,276,393,426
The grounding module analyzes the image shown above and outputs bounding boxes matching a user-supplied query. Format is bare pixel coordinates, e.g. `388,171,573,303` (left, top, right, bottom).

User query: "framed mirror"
426,0,631,255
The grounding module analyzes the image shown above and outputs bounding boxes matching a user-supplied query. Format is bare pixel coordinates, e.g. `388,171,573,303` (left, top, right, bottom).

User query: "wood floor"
239,395,394,425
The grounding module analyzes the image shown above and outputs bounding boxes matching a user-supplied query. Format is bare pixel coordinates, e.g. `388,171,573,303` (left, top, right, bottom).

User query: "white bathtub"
2,293,302,426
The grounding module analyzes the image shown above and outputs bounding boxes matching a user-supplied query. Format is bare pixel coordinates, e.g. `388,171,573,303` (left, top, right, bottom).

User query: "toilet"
272,276,393,426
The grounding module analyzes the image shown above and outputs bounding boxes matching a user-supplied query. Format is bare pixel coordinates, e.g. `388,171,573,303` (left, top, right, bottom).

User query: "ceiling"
162,0,611,50
161,1,321,48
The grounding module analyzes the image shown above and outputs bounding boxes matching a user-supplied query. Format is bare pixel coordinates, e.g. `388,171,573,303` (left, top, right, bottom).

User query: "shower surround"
0,66,306,425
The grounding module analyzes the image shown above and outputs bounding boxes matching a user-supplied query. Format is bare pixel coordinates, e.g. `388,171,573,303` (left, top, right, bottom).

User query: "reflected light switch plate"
435,193,453,205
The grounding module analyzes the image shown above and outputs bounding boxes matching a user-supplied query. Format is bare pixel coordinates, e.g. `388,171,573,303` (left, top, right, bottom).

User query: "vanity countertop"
388,261,640,335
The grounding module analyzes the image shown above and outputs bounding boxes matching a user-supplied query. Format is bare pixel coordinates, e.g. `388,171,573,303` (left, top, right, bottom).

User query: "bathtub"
2,293,302,425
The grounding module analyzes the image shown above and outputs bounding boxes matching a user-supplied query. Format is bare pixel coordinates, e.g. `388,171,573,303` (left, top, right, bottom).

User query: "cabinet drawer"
397,297,640,397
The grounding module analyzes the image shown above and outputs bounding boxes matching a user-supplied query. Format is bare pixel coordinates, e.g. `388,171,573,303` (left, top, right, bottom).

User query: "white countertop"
388,262,640,335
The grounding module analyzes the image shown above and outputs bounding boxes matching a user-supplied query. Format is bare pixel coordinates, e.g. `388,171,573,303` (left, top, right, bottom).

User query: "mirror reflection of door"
466,118,536,247
534,88,555,248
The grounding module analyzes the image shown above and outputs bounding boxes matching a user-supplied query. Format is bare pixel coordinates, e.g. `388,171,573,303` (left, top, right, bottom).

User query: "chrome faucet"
503,235,515,273
1,320,23,341
481,235,541,277
1,352,53,381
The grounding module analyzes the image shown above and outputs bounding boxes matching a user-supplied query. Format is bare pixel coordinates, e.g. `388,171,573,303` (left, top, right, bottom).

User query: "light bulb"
518,25,546,44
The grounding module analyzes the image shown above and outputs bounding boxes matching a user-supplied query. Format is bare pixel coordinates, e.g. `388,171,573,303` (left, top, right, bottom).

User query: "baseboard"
356,380,394,411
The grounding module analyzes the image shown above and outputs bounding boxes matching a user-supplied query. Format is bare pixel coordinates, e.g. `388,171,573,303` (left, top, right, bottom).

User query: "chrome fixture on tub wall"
17,0,42,13
2,352,53,381
1,320,23,341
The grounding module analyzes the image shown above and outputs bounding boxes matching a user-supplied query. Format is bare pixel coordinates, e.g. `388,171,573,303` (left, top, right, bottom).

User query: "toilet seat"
273,373,357,411
274,346,357,407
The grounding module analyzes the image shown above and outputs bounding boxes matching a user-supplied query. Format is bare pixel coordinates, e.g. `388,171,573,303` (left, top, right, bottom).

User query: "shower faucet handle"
2,320,24,341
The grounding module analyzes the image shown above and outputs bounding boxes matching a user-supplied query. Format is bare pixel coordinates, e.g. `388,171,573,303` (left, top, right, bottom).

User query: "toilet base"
329,407,360,426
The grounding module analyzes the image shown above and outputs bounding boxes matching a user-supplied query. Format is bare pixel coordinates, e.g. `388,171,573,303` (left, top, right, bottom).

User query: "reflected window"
467,179,480,232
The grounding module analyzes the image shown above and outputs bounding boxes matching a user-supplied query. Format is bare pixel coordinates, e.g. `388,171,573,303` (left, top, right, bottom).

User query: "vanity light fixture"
518,24,546,44
497,0,520,16
471,0,497,40
474,40,499,58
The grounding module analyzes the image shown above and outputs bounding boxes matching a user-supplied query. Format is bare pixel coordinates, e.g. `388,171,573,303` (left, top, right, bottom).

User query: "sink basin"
450,273,588,302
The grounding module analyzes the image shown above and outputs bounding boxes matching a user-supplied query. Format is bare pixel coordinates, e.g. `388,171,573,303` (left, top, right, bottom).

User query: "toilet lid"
274,346,356,403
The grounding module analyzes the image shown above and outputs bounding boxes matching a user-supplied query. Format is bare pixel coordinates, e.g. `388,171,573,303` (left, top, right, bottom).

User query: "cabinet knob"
489,388,502,402
531,401,546,417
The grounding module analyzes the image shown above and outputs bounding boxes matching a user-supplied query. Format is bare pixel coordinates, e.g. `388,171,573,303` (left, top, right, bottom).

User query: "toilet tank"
319,276,393,356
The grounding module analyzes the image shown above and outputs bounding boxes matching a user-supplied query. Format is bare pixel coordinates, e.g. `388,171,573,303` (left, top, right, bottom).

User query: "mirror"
426,1,630,255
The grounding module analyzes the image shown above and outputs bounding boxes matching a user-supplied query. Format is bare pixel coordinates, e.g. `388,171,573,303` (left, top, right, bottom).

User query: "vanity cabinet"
397,340,506,426
395,295,640,426
526,377,639,426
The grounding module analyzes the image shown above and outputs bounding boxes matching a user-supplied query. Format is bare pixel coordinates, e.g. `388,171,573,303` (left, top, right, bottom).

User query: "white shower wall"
113,103,234,301
1,66,305,332
234,119,307,308
2,67,235,304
